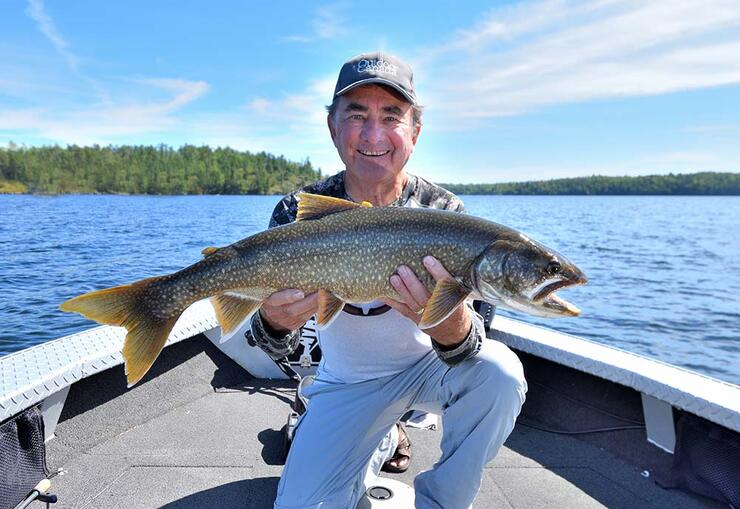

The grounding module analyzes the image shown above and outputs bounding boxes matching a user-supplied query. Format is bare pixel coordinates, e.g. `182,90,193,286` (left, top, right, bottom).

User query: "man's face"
328,84,420,184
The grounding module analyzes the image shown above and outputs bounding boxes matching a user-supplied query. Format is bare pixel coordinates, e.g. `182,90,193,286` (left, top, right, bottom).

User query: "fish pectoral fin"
296,193,372,221
212,293,262,334
201,246,220,257
316,289,345,329
418,278,471,330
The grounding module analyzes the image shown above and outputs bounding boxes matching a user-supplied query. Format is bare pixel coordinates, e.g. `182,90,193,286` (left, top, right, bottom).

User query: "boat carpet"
45,335,722,508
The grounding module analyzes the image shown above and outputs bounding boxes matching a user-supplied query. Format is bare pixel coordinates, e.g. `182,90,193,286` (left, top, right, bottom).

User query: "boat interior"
40,334,726,508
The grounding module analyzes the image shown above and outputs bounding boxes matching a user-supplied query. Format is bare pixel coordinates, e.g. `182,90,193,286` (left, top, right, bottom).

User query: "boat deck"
45,335,720,508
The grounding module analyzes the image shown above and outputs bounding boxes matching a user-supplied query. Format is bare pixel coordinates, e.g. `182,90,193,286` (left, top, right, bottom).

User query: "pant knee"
472,341,527,409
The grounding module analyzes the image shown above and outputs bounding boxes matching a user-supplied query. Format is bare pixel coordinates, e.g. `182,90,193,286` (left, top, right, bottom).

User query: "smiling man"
247,52,527,509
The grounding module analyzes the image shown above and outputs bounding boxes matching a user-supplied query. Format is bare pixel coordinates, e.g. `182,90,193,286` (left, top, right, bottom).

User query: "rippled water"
1,194,738,385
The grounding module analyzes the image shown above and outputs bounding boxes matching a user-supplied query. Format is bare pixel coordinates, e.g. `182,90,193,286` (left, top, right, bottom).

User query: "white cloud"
188,76,343,173
25,0,75,69
687,123,740,140
0,79,210,145
24,0,109,103
285,4,347,43
419,0,740,121
645,151,718,164
130,78,210,113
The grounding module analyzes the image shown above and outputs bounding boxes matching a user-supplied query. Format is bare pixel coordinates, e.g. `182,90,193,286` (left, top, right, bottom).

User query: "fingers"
423,256,452,281
261,289,320,332
380,297,421,325
264,288,306,306
391,265,430,311
283,292,320,316
387,256,453,322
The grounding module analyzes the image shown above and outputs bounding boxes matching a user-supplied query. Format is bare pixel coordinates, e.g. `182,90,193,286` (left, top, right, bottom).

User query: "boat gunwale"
1,302,738,434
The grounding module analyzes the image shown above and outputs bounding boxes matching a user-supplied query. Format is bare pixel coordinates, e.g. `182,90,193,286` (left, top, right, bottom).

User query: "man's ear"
327,114,338,146
412,123,422,146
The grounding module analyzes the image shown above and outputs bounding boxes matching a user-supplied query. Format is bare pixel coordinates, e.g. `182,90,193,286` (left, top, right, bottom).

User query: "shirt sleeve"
246,308,302,361
245,193,302,359
430,301,485,366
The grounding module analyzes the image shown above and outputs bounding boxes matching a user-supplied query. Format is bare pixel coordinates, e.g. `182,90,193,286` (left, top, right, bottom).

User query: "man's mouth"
357,149,390,157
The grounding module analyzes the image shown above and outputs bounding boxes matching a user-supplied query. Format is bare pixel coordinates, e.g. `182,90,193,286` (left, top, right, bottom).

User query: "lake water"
1,194,738,385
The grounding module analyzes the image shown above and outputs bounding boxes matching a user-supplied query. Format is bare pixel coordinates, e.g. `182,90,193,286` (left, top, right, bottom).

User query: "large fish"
61,193,587,386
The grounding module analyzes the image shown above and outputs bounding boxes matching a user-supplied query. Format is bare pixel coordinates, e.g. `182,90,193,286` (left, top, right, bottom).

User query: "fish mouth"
532,276,588,317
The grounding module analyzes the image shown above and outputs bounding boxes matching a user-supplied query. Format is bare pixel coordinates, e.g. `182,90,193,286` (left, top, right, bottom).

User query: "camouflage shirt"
247,171,487,366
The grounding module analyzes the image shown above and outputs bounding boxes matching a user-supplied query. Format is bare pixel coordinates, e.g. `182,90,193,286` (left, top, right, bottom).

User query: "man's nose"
361,117,383,144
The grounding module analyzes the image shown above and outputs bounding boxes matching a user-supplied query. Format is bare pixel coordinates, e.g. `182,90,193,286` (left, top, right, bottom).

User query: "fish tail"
60,277,181,387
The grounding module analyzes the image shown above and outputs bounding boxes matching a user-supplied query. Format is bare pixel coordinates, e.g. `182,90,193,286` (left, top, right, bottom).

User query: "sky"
1,0,740,183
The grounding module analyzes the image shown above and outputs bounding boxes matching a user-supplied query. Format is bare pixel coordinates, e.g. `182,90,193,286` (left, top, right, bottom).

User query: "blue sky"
2,0,740,183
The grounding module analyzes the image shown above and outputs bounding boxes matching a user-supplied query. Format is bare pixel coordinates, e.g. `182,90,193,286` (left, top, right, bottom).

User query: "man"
247,52,527,509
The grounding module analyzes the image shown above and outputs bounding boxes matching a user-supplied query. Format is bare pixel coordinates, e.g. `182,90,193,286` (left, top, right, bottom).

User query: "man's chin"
347,162,402,181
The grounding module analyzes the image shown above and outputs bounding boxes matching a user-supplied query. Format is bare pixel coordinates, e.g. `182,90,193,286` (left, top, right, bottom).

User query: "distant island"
441,173,739,195
1,144,738,195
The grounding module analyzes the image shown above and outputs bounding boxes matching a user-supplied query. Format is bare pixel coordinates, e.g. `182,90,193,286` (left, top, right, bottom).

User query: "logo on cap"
355,58,398,76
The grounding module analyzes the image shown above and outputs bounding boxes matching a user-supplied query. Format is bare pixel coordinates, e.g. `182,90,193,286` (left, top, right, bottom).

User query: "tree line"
441,172,739,195
0,143,322,195
1,144,737,196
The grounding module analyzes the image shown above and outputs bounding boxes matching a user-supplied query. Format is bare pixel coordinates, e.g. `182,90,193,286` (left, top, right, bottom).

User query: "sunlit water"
1,194,738,385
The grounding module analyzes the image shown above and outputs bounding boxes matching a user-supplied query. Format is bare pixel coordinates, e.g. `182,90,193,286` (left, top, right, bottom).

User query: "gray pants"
274,340,527,509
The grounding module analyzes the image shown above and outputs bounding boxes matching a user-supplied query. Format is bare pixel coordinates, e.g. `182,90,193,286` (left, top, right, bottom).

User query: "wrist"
431,322,472,350
428,306,471,347
259,310,292,337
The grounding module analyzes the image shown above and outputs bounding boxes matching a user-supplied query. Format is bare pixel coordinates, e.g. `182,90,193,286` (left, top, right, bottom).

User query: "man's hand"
260,289,320,335
382,256,472,347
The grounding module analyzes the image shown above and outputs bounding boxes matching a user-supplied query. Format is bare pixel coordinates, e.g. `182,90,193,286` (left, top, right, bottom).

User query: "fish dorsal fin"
316,289,346,329
212,293,262,334
418,278,471,330
296,193,372,221
201,246,219,257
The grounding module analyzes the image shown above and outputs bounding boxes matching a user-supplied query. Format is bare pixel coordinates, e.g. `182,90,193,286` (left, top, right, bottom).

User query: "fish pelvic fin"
316,289,345,329
212,293,262,335
60,279,181,387
296,193,372,221
418,278,471,330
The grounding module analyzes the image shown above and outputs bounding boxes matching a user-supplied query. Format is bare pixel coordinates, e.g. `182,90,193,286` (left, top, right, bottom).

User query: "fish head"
471,236,587,318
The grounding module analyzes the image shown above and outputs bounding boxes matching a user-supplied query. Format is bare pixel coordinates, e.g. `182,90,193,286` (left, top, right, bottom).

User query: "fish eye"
547,260,561,275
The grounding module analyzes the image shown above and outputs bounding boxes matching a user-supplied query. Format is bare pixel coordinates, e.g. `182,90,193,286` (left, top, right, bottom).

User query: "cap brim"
335,77,416,105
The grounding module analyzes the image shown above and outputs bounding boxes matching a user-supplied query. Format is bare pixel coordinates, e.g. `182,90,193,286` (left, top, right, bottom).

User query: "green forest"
442,172,739,195
1,144,738,195
0,144,322,195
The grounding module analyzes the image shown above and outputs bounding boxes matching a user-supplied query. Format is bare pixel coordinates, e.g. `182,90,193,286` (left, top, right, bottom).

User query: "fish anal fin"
201,246,219,257
296,193,372,221
212,293,262,334
316,289,345,329
418,278,471,329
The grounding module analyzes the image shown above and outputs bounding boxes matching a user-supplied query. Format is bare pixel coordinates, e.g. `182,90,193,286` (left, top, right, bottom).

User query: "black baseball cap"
333,51,417,105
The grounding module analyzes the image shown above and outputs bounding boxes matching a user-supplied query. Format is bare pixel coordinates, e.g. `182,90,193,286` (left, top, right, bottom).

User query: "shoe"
382,422,412,473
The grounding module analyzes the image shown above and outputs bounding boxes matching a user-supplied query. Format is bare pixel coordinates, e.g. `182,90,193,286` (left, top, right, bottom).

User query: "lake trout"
61,193,587,386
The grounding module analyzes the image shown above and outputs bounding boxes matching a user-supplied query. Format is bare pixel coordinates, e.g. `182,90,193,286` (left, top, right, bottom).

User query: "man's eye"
385,116,399,122
349,114,364,120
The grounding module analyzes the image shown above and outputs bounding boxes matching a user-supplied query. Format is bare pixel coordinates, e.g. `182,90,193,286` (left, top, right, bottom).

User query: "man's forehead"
338,84,411,109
